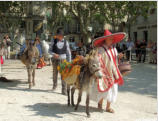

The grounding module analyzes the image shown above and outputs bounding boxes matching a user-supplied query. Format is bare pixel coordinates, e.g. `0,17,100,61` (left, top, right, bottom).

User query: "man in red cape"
92,29,125,113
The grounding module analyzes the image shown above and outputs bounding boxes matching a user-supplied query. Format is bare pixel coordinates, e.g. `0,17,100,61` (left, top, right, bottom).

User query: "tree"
46,1,65,35
47,1,157,43
124,1,157,38
98,1,127,32
61,1,101,44
0,1,26,49
0,1,26,32
95,1,157,38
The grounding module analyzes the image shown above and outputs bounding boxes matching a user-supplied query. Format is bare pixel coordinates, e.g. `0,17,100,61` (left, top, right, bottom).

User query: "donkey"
67,49,103,117
20,40,39,89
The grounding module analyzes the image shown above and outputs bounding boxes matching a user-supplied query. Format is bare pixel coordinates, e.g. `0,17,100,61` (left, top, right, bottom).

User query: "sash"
103,46,124,85
97,53,114,92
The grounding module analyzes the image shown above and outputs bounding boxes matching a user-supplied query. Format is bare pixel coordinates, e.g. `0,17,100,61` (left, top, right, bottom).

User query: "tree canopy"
0,1,156,43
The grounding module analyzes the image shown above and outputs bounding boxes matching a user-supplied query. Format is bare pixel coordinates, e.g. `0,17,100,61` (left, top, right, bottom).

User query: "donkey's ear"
91,49,96,56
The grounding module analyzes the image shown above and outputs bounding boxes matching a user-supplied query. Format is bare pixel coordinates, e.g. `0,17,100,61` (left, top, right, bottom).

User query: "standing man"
49,28,71,95
135,40,141,62
126,38,134,61
91,29,125,113
3,35,11,59
139,40,147,63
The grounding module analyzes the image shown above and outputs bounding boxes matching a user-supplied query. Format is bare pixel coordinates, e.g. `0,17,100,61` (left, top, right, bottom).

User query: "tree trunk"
127,23,131,39
82,33,91,44
79,17,92,44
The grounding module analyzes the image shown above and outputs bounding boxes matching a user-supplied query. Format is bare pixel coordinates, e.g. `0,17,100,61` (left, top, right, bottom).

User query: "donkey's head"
25,39,39,64
87,49,102,79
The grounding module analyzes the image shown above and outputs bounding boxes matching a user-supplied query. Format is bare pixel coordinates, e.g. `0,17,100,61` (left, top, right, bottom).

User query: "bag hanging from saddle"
37,57,46,67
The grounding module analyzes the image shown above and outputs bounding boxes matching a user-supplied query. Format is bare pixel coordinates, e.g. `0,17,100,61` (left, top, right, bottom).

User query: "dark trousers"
126,50,130,61
52,59,67,92
139,49,146,62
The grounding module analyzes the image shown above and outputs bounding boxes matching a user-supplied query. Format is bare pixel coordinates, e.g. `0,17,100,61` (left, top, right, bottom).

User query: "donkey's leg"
32,68,35,86
27,68,30,84
71,87,75,106
27,68,32,89
49,58,51,66
75,89,82,111
67,85,70,106
86,92,90,117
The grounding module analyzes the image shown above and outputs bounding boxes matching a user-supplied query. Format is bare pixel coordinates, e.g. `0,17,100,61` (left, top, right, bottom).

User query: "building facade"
0,1,48,45
130,8,157,43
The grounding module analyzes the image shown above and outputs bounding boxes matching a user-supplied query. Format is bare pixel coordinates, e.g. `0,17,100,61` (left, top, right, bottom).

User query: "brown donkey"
20,40,39,89
67,49,103,117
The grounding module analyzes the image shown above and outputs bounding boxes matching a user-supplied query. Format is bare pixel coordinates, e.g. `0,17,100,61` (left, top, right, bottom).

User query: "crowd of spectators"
116,38,157,64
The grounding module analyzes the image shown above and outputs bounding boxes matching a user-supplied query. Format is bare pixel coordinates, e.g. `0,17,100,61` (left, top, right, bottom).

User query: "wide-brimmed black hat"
56,28,64,36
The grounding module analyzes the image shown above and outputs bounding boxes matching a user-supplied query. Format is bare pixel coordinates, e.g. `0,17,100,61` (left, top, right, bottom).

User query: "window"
76,23,80,33
20,21,26,29
133,32,137,42
150,8,156,14
143,31,148,42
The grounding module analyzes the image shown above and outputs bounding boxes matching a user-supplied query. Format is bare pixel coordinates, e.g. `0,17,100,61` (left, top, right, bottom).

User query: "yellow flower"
63,59,67,63
57,66,60,71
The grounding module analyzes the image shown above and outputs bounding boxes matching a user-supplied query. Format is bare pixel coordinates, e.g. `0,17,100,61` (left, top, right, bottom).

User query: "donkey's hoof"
71,103,75,107
29,83,32,89
74,107,78,111
100,109,104,113
68,103,70,106
87,114,91,118
29,85,32,89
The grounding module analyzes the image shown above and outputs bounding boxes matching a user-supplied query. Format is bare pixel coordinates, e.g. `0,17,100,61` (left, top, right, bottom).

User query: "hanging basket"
118,61,131,76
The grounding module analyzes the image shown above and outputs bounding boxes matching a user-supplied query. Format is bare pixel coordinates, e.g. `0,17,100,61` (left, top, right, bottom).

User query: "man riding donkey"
49,28,71,95
88,29,126,113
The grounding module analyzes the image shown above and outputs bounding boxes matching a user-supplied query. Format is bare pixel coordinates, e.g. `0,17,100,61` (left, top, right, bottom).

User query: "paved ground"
0,60,157,121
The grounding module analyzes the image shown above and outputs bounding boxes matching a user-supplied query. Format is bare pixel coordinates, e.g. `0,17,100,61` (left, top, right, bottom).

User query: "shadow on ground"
0,63,157,99
0,79,27,88
119,63,157,98
0,79,61,95
25,102,102,118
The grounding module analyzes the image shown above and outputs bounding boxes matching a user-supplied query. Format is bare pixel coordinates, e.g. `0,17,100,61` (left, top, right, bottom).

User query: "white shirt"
49,39,71,62
126,41,134,50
